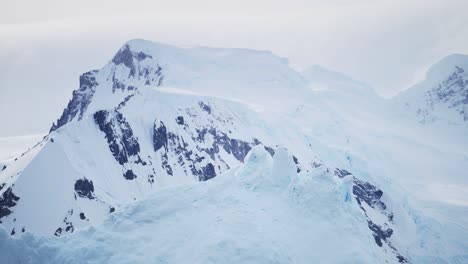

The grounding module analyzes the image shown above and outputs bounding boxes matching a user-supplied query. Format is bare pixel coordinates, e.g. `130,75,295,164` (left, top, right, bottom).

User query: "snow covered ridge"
397,54,468,125
0,39,467,263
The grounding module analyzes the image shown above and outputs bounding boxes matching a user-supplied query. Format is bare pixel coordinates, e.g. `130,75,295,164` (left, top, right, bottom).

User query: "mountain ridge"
0,39,467,263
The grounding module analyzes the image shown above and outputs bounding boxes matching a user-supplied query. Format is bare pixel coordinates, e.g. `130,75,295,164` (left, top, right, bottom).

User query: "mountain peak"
397,53,468,124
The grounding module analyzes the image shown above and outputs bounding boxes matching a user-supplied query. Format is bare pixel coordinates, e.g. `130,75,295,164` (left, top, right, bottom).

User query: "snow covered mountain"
302,64,375,95
1,39,467,263
396,54,468,126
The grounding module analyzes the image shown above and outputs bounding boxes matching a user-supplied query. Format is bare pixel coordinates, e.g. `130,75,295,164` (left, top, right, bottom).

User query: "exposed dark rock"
199,163,216,181
65,223,74,233
136,51,151,61
148,174,155,184
54,210,75,236
195,128,252,162
74,179,95,199
54,227,63,237
112,45,135,69
367,220,393,247
50,71,98,132
109,207,115,213
311,161,322,168
416,65,468,123
292,156,301,173
1,165,6,171
334,168,352,178
176,116,184,125
153,121,168,152
388,213,394,223
293,156,298,164
0,185,20,220
264,146,275,156
112,45,152,68
353,178,386,210
117,94,136,110
124,169,137,180
94,110,141,166
79,212,86,220
161,153,173,176
198,101,212,114
397,255,408,263
112,44,154,78
331,169,405,262
10,228,15,236
112,78,126,92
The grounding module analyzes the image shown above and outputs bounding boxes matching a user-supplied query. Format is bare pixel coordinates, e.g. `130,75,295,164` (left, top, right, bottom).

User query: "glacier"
0,147,400,263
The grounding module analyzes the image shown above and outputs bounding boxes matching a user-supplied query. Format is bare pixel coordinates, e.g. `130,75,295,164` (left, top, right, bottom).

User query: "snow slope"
0,39,467,263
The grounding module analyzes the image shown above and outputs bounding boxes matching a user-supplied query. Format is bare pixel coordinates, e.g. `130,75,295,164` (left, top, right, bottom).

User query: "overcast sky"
1,0,468,136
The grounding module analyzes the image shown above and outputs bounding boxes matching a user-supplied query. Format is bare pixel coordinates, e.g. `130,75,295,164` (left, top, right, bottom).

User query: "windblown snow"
0,39,467,264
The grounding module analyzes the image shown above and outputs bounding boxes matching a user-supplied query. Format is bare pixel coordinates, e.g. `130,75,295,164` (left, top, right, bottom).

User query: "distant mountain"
396,54,468,125
302,65,375,95
0,39,467,264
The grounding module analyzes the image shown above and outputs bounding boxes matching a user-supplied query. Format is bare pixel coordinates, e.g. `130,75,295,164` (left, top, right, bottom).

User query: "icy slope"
0,147,403,264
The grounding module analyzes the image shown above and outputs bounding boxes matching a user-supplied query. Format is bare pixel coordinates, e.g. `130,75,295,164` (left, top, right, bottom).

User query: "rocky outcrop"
50,71,98,132
0,184,20,221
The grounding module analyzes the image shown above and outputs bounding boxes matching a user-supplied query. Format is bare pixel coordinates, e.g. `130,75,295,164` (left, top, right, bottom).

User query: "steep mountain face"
0,40,467,263
396,54,468,125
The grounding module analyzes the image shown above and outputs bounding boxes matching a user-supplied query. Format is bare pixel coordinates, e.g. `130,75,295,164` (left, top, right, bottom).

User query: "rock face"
74,179,95,200
0,184,20,220
334,167,406,262
50,71,98,132
51,42,164,133
94,109,143,170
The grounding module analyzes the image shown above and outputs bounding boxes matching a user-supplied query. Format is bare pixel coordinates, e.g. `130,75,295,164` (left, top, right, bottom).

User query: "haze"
1,0,467,136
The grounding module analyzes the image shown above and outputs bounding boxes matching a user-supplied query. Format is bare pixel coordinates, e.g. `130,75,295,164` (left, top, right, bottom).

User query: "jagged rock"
0,184,20,220
50,71,98,132
74,179,95,200
94,110,141,166
153,121,168,152
124,170,137,180
353,178,386,210
176,116,184,125
198,163,216,181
